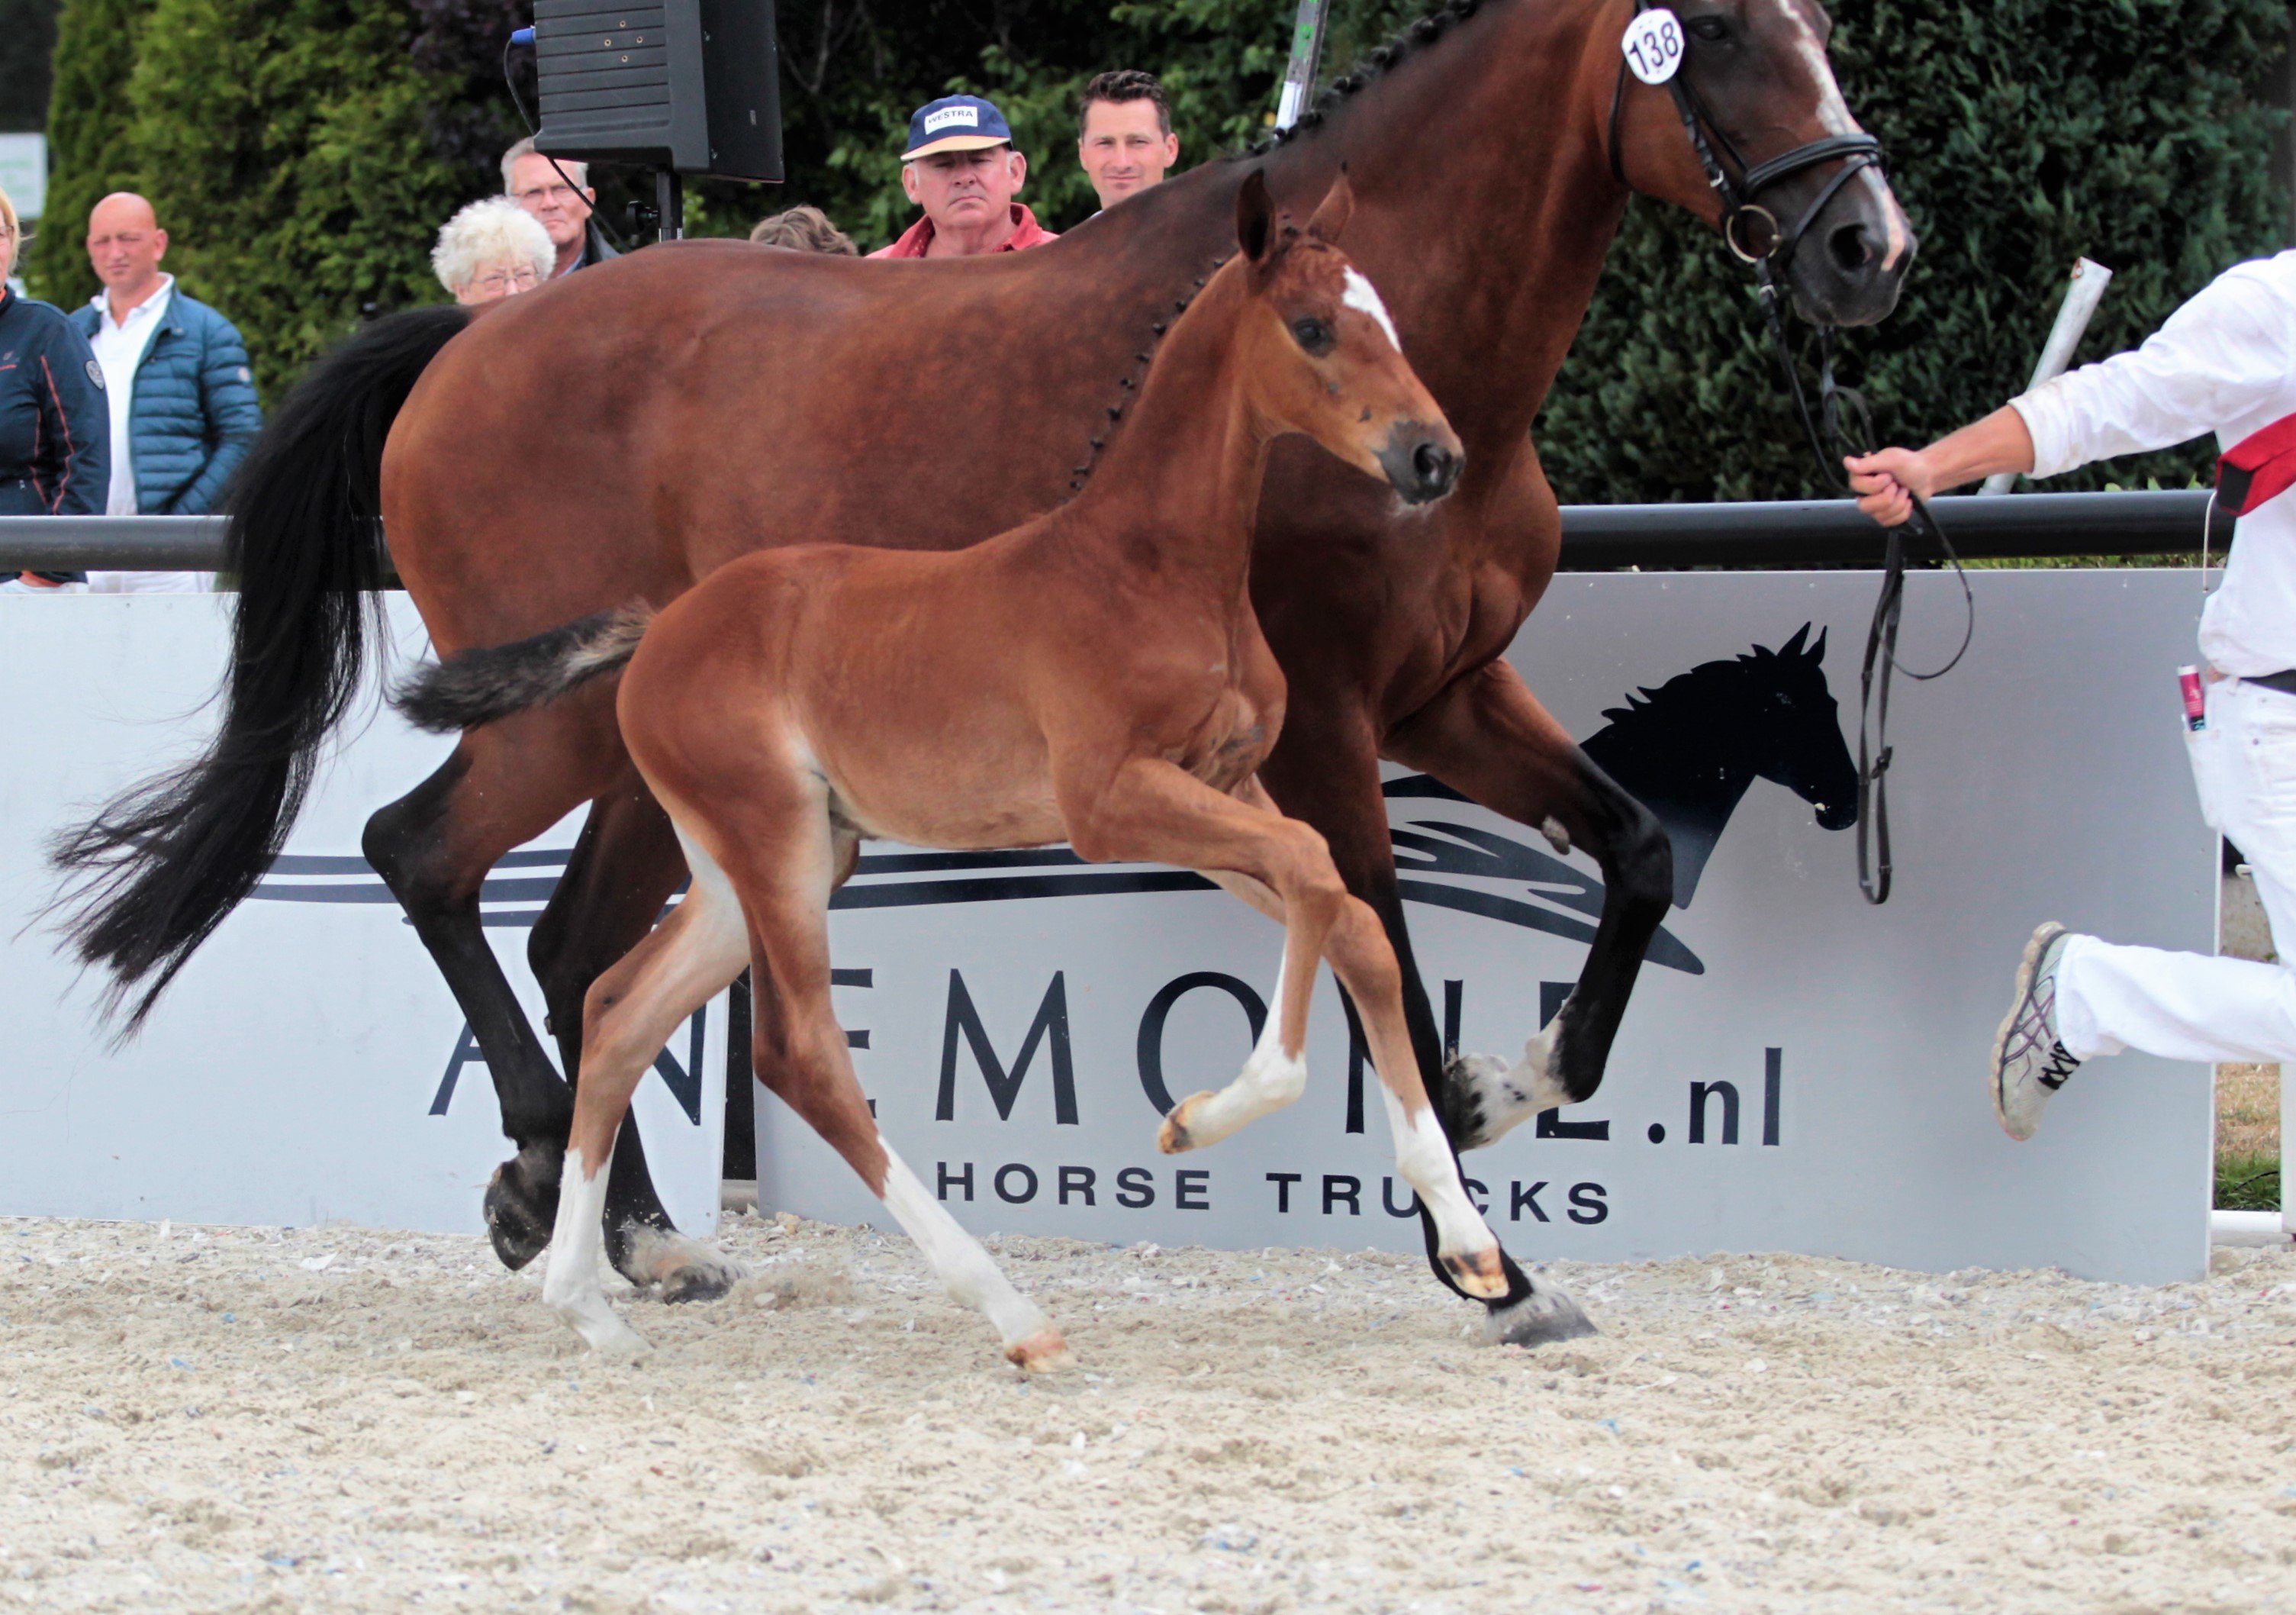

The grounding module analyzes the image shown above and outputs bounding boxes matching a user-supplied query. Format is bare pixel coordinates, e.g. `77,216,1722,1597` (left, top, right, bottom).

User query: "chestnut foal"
400,174,1499,1366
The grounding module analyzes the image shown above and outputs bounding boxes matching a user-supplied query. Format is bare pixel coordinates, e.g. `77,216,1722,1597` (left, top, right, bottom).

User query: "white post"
1981,258,2113,495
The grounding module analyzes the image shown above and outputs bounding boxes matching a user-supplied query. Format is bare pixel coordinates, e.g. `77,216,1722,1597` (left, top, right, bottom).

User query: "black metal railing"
0,488,2226,578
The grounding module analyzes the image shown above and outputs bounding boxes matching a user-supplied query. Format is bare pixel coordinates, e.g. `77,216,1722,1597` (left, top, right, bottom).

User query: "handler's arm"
1846,263,2296,528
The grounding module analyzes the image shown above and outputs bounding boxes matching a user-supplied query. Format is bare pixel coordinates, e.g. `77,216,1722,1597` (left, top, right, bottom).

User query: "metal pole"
1981,257,2113,495
1275,0,1332,131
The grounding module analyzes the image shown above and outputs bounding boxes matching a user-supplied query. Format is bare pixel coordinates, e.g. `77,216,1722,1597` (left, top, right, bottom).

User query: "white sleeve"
2008,268,2296,479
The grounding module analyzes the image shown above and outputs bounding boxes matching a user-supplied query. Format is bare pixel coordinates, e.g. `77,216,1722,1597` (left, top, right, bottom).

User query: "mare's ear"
1306,167,1355,243
1236,169,1275,266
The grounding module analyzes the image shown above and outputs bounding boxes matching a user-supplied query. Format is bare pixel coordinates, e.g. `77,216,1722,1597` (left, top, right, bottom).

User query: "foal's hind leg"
713,789,1073,1373
540,838,749,1354
528,776,739,1304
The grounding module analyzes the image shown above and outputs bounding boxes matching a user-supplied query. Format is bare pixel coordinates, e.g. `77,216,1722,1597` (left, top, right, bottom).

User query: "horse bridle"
1608,2,1969,905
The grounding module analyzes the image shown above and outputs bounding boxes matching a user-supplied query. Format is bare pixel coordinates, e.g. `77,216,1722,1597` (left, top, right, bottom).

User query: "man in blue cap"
871,95,1058,260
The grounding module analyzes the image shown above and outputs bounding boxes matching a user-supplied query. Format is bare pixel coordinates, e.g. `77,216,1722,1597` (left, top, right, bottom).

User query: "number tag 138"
1621,8,1685,85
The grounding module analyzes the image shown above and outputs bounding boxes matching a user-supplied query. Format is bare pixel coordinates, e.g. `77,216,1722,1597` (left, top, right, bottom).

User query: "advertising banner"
0,597,723,1240
1,572,2215,1282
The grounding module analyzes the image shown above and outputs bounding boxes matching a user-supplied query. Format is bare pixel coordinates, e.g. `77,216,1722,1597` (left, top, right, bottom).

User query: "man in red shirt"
871,95,1058,261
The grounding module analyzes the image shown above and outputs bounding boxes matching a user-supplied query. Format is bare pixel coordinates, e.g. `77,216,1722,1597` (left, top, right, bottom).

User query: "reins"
1610,2,1971,904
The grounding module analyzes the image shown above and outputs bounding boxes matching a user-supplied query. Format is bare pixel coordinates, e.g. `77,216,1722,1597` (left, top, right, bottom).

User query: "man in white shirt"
1847,250,2296,1140
81,193,208,592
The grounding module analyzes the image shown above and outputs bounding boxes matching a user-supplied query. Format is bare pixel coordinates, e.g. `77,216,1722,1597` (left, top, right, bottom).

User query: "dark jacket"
69,286,262,515
0,288,108,519
572,222,619,272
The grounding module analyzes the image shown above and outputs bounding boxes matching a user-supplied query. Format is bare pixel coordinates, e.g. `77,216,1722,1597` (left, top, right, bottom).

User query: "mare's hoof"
1440,1245,1511,1300
1483,1279,1599,1347
484,1144,563,1271
1004,1328,1077,1375
1158,1092,1213,1155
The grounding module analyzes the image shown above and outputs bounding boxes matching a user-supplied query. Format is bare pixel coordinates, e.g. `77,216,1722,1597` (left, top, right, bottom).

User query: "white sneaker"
1990,922,2080,1141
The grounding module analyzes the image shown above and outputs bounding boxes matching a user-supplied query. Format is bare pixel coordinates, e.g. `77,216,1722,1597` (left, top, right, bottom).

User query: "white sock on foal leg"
878,1144,1074,1373
541,1146,649,1356
1380,1086,1505,1297
1158,960,1308,1153
1449,1020,1571,1150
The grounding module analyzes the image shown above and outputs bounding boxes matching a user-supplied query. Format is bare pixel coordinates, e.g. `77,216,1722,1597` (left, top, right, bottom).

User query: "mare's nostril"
1413,441,1457,493
1827,221,1873,276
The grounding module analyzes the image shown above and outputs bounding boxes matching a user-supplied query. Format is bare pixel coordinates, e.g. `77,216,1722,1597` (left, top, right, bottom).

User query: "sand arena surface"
3,1213,2294,1613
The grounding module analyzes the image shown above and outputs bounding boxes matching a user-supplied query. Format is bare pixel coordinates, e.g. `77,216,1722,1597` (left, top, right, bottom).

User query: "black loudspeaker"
532,0,784,182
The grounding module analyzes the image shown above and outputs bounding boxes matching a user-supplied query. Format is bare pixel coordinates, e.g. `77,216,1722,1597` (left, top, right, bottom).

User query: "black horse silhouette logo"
251,627,1857,979
1383,624,1856,970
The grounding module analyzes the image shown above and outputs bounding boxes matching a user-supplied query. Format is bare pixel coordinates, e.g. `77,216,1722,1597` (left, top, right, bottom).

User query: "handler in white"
1847,249,2296,1140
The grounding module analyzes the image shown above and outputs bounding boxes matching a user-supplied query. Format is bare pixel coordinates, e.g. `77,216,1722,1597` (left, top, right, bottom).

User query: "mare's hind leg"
1386,659,1673,1148
541,837,749,1354
527,775,739,1304
364,716,612,1272
710,788,1072,1373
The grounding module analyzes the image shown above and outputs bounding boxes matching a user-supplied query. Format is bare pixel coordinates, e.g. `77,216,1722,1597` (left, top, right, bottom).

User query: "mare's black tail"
47,304,472,1033
391,605,654,734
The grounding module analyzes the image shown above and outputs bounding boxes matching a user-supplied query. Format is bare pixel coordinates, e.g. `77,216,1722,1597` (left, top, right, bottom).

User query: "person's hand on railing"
1844,448,1928,527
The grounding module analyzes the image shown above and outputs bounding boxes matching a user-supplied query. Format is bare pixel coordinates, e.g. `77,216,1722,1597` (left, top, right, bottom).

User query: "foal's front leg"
1064,761,1341,1154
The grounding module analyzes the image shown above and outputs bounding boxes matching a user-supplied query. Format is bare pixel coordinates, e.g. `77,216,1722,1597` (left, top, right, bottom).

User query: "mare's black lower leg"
364,748,580,1271
527,778,719,1298
1389,659,1673,1138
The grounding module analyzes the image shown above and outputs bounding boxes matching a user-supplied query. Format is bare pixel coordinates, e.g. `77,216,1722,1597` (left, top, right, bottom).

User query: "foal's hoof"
1440,1245,1511,1301
484,1143,564,1271
1004,1328,1077,1375
617,1223,746,1304
1483,1278,1599,1347
1158,1092,1215,1155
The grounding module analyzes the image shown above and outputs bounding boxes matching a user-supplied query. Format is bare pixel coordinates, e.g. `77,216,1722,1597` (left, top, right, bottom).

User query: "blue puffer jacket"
69,287,262,515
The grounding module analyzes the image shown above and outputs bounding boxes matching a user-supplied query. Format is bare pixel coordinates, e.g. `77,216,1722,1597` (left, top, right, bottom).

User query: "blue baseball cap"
902,95,1016,161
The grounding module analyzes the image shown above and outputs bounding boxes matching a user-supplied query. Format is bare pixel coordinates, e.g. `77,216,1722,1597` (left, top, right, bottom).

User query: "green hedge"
33,0,2289,475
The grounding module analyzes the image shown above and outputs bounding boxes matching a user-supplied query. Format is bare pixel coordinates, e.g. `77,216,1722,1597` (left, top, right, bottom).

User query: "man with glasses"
503,138,618,280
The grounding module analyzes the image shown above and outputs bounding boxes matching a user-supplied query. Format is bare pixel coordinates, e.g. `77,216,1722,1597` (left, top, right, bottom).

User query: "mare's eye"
1686,16,1728,41
1291,318,1334,356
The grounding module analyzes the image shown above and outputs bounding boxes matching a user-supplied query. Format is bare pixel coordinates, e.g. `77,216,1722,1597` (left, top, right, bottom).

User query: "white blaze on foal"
1342,267,1402,352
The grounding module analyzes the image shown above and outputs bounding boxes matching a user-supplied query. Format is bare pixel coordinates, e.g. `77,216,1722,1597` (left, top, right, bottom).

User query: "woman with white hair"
431,198,555,306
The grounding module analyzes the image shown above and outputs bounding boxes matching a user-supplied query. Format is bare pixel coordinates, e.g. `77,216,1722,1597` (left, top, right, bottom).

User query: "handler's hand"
1844,448,1930,528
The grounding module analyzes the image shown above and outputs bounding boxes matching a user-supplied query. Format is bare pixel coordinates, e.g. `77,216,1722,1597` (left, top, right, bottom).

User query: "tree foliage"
28,0,2289,485
27,0,151,309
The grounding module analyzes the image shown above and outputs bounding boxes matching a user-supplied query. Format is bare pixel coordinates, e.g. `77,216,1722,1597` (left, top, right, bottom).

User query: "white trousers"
2057,676,2296,1064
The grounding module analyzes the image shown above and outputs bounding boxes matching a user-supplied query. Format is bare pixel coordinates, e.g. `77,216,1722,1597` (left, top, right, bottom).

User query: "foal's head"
1229,170,1462,507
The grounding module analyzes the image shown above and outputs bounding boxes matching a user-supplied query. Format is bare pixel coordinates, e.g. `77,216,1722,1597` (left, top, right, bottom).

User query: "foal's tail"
47,304,472,1034
392,605,655,734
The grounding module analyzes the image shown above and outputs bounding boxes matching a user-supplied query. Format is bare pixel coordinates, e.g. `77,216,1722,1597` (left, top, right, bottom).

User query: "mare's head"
1610,0,1914,325
1229,170,1463,505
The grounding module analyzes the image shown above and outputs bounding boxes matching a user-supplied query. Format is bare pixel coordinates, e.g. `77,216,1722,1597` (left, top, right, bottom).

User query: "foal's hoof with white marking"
1482,1279,1599,1347
1158,1093,1215,1155
1440,1244,1510,1300
555,1297,652,1358
1003,1328,1077,1375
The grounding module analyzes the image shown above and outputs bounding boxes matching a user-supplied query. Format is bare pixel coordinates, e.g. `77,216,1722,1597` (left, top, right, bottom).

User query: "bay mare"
52,0,1913,1342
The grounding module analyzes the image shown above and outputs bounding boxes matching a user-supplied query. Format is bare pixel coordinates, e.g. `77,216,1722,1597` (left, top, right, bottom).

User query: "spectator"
433,198,555,305
871,95,1057,261
69,192,261,595
1077,70,1180,211
0,182,108,593
504,138,617,280
750,205,858,256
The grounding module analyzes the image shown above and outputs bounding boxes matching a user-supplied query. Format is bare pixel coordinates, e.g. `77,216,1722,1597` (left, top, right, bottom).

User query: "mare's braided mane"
1067,0,1489,498
1238,0,1488,158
